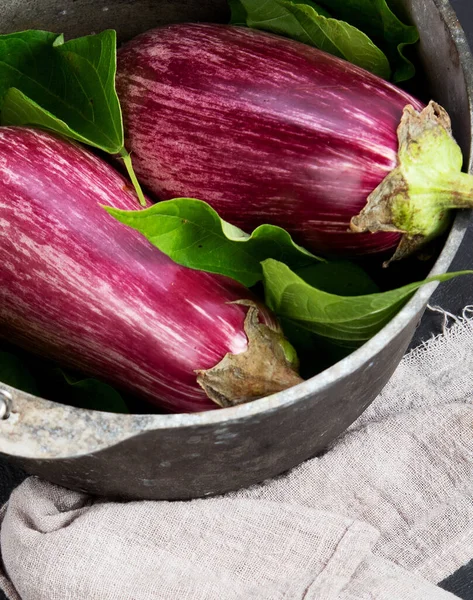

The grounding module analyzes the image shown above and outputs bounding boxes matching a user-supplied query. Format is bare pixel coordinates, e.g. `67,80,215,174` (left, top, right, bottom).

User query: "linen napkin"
1,309,472,600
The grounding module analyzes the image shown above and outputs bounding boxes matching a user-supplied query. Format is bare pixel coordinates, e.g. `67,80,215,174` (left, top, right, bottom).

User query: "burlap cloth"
0,310,472,599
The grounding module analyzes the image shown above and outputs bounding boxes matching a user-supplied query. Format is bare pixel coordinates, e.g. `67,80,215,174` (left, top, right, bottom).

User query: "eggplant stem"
119,148,147,207
351,101,473,263
196,303,303,408
429,172,473,208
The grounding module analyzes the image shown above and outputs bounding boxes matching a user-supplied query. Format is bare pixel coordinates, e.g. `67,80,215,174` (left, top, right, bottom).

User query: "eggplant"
0,127,301,413
116,24,473,261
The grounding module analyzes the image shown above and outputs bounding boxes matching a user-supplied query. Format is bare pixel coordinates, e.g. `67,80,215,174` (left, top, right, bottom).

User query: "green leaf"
295,260,380,296
284,261,380,376
0,351,39,395
292,0,332,18
230,0,391,79
316,0,419,81
229,0,250,24
0,29,122,152
262,259,473,345
0,30,60,99
230,0,331,22
105,198,322,287
0,29,146,205
54,369,129,414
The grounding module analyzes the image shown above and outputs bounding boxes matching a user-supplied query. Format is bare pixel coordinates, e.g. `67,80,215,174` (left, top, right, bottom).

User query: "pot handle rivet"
0,389,12,420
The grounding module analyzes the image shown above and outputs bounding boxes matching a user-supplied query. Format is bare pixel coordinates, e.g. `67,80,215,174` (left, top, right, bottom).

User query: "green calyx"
350,101,473,264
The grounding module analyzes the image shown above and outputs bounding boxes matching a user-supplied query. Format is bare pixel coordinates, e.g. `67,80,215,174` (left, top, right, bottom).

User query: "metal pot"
0,0,471,500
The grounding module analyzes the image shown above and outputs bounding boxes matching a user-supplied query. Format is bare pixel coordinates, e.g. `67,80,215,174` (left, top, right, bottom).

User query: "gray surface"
0,0,230,42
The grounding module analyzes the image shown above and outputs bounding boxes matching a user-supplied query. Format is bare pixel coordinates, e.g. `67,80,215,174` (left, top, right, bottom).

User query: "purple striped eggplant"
0,127,301,413
116,24,473,261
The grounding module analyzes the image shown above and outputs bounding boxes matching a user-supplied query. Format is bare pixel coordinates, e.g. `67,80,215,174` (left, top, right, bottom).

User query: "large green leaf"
288,261,381,375
229,0,391,79
0,30,60,98
295,260,380,296
262,259,473,345
0,30,122,152
294,0,331,17
0,29,145,204
230,0,251,24
106,198,322,287
316,0,419,81
230,0,331,21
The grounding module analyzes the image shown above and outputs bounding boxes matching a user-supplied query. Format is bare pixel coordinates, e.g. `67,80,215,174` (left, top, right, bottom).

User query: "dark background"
432,6,473,597
0,1,473,598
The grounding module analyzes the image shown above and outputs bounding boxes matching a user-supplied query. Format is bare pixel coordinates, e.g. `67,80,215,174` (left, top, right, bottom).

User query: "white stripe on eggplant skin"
0,127,286,412
116,24,423,257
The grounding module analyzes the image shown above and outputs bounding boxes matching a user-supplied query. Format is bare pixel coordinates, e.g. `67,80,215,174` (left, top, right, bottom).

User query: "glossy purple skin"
116,23,425,256
0,127,268,413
